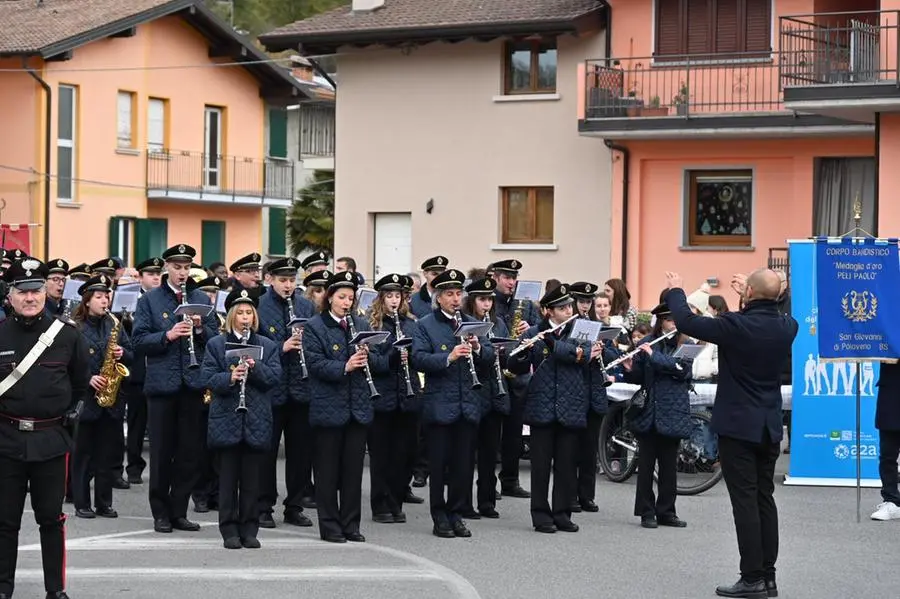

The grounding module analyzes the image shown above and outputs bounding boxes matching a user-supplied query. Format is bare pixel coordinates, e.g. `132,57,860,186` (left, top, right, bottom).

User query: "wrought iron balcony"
146,150,295,206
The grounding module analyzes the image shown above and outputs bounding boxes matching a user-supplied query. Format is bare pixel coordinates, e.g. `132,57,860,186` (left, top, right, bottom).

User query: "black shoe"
658,516,687,528
534,523,557,534
432,523,454,538
373,512,394,524
765,579,778,598
127,474,143,485
223,537,242,549
460,509,481,520
258,512,276,529
46,593,71,599
284,511,313,527
193,500,209,514
172,517,200,532
412,474,427,488
300,496,317,510
501,485,530,498
0,593,9,599
556,520,579,533
345,531,366,542
452,521,471,538
154,518,173,533
570,501,582,513
241,537,261,549
112,477,130,490
580,500,599,513
96,507,118,519
322,533,346,543
75,508,96,519
715,578,767,599
479,507,500,519
393,512,407,523
404,488,425,504
207,500,219,511
64,495,73,504
641,516,658,529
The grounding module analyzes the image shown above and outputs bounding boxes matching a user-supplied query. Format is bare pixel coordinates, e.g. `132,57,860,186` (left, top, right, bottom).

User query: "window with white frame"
117,91,136,148
148,98,166,153
57,84,76,202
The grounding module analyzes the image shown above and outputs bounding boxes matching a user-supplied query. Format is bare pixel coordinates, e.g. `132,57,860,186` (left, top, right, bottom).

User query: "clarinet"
393,309,416,398
236,326,250,414
286,292,309,380
454,310,482,390
179,282,200,369
346,315,380,399
485,313,506,398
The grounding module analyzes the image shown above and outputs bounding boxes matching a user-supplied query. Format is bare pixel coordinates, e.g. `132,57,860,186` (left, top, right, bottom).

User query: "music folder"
111,289,139,314
174,303,215,318
350,330,391,346
453,321,494,338
356,288,377,313
672,344,704,360
62,279,83,302
287,317,309,329
225,343,264,362
597,327,623,342
215,290,228,314
513,280,542,302
569,319,602,343
393,337,413,348
489,337,520,351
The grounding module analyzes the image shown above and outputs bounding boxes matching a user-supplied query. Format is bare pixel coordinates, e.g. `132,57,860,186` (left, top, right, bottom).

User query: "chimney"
352,0,384,12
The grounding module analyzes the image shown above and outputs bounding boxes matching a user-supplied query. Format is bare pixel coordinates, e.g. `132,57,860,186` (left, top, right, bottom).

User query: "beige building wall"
334,33,612,285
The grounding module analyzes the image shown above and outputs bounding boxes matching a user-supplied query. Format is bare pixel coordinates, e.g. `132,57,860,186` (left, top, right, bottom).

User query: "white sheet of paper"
215,290,228,314
111,290,139,314
62,279,83,301
569,319,602,343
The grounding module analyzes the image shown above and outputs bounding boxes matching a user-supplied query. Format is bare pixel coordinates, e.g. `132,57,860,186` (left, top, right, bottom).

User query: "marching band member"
89,258,119,280
492,259,540,499
229,253,263,293
303,271,389,543
462,277,509,519
301,251,330,275
257,257,317,528
621,303,692,530
132,244,219,534
511,284,600,534
409,256,448,318
367,274,421,524
303,269,330,311
44,259,68,318
67,263,92,283
72,274,133,519
201,288,281,550
411,268,495,538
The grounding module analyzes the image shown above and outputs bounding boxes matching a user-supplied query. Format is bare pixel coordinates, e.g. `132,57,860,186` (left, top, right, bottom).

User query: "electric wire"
0,57,293,73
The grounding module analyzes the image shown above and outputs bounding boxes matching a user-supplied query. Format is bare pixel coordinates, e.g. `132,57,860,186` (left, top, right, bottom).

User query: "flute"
508,314,579,357
601,328,679,373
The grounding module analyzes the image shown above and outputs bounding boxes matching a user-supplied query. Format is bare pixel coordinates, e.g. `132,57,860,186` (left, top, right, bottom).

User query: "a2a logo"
834,444,878,459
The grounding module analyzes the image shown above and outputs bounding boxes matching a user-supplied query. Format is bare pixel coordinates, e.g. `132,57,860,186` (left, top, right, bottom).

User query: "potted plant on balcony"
625,78,644,117
671,82,689,116
641,95,668,117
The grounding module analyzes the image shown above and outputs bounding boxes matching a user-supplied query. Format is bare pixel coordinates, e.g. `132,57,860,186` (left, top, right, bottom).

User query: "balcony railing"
299,104,335,158
580,53,785,120
146,150,295,202
779,10,900,87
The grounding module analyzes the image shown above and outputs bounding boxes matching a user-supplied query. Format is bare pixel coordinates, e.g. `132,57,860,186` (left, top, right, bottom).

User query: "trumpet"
236,325,250,414
508,314,579,357
393,309,416,398
179,282,200,370
485,313,506,398
346,314,380,399
601,328,679,373
454,310,481,390
286,292,309,380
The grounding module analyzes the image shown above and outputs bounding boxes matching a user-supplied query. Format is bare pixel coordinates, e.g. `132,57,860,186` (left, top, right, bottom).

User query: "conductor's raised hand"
665,272,683,290
731,273,748,296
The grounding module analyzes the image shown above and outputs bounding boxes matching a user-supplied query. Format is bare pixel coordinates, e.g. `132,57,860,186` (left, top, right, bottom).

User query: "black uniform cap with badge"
162,243,197,263
136,257,164,274
224,287,260,312
3,248,27,268
303,269,331,288
420,255,448,273
374,273,405,292
465,277,497,296
67,262,92,281
47,259,70,276
4,257,49,291
326,270,358,295
431,268,465,290
195,276,227,293
268,257,300,278
650,303,674,320
569,281,599,300
400,275,414,291
491,259,522,278
77,274,112,297
230,253,261,273
300,251,329,271
539,283,574,309
90,257,123,277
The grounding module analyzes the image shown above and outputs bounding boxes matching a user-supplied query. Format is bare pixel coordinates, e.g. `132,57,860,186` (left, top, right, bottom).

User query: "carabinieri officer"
0,258,90,599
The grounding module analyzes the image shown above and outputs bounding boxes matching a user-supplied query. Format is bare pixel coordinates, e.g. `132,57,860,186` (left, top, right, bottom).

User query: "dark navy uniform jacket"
493,290,542,390
370,313,422,413
473,315,511,416
257,290,315,407
623,334,693,439
79,314,134,422
409,286,433,319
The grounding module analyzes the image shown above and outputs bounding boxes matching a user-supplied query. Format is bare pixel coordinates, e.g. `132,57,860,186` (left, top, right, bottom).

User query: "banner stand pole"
856,363,862,523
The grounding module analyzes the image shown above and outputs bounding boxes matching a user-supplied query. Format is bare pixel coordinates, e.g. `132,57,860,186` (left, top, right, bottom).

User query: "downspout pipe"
24,57,52,260
604,140,629,283
600,0,612,65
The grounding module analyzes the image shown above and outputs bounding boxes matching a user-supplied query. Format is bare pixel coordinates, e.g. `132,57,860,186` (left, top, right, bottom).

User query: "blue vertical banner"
787,240,880,485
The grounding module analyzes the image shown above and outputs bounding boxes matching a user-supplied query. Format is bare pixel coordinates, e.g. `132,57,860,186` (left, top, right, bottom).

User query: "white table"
607,383,793,410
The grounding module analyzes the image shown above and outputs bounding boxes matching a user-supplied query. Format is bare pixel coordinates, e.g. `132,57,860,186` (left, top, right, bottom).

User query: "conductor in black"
0,258,90,599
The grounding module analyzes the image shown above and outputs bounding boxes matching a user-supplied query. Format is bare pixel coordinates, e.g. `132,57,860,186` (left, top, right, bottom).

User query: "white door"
373,213,412,278
203,107,222,190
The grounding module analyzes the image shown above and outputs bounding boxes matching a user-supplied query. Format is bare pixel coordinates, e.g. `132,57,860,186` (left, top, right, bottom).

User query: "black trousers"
125,382,149,479
192,407,217,507
72,415,120,511
878,429,900,505
216,444,264,541
499,385,526,488
529,423,578,527
147,390,204,521
111,414,126,481
261,403,315,516
314,421,367,539
427,419,477,526
411,420,428,481
0,454,67,595
634,432,680,519
476,410,504,511
718,431,780,583
576,411,604,504
368,409,418,516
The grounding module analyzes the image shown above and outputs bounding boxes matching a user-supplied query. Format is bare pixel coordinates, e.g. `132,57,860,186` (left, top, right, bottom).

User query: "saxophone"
510,299,525,339
96,309,131,408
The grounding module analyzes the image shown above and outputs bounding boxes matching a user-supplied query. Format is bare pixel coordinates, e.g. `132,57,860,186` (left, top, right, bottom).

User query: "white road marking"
18,528,156,552
20,537,328,551
13,567,443,582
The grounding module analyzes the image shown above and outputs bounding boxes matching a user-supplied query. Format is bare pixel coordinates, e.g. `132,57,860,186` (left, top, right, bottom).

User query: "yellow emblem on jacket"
333,344,340,351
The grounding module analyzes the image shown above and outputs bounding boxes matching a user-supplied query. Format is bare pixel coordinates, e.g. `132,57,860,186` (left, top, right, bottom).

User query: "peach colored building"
576,0,887,308
261,0,614,286
0,0,310,266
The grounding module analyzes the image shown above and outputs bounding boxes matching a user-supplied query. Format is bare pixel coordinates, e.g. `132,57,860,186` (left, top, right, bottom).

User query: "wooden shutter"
268,108,288,159
655,0,684,58
109,217,123,259
268,208,287,256
744,0,772,53
201,220,225,266
686,0,712,56
134,218,168,263
715,0,740,54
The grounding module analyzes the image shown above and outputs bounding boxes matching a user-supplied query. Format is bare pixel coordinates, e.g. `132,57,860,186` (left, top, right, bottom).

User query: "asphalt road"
13,451,896,599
